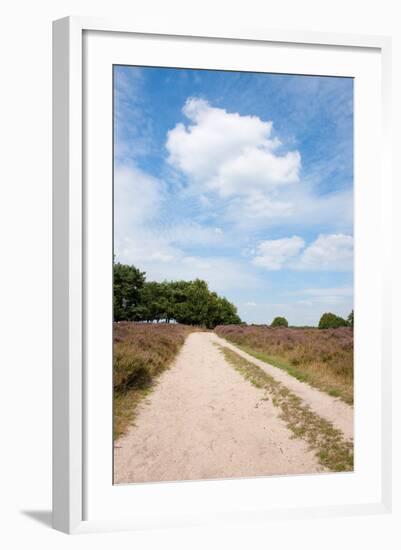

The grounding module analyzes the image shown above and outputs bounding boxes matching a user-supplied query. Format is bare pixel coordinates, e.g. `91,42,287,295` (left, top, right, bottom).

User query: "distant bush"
318,312,348,329
271,316,289,327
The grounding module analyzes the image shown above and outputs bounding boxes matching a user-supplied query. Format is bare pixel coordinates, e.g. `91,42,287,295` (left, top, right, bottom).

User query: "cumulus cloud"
165,97,352,236
252,236,305,270
296,234,353,271
166,97,301,197
252,234,353,271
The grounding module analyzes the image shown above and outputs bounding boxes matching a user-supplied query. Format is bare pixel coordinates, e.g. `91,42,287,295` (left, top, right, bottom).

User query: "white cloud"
209,148,300,197
113,164,263,294
114,165,226,261
116,231,179,267
114,164,178,266
114,164,163,230
166,97,352,235
296,234,353,271
142,256,262,294
116,223,261,294
225,185,352,231
166,97,301,197
114,68,154,160
295,286,353,306
252,234,353,271
301,286,353,298
165,223,225,247
231,192,293,220
252,236,305,270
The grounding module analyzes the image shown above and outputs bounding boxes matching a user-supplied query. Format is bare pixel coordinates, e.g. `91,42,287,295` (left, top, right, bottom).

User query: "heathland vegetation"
215,325,354,404
114,322,194,438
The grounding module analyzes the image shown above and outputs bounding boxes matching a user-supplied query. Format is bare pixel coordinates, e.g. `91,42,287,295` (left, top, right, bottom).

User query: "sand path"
114,331,354,484
211,333,354,440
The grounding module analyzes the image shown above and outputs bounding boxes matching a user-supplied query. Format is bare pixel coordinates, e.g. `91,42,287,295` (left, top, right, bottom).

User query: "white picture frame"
52,16,392,534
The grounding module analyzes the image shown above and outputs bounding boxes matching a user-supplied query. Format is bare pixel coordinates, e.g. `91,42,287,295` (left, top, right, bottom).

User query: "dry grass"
114,322,193,439
215,325,353,404
218,345,353,472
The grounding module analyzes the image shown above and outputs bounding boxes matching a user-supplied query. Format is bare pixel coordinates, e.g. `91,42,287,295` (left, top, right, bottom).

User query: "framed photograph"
52,17,392,534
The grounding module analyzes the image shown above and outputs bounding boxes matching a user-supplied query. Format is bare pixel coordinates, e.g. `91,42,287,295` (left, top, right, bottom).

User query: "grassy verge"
114,322,194,440
217,344,353,472
215,325,353,405
114,387,153,441
238,345,349,402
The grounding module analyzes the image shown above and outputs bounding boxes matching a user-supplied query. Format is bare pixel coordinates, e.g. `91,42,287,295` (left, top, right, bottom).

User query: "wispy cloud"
114,68,154,161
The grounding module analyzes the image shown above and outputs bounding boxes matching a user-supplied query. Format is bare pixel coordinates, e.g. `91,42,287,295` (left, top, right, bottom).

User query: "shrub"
318,312,348,329
113,350,153,392
271,316,289,327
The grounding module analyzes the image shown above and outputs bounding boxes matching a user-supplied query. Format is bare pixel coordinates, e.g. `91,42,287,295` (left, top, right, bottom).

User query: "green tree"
139,282,162,322
347,310,354,328
217,296,241,326
113,261,242,327
205,291,222,329
169,280,191,323
318,312,348,329
184,279,210,326
271,316,289,327
113,263,146,321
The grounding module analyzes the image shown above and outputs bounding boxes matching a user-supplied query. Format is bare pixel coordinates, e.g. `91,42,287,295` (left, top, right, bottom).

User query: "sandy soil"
211,333,354,441
114,332,328,484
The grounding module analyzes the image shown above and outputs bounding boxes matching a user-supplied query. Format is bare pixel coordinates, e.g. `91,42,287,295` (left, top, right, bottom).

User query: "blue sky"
114,65,353,326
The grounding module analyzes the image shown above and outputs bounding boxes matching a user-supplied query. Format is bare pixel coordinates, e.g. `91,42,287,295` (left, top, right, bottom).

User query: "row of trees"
270,311,354,329
113,262,241,328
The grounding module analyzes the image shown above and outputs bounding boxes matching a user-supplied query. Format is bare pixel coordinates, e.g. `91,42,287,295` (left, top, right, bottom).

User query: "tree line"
270,311,354,329
113,262,241,328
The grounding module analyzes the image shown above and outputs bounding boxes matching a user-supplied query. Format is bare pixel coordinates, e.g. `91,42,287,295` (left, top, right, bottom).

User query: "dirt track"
114,332,353,484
